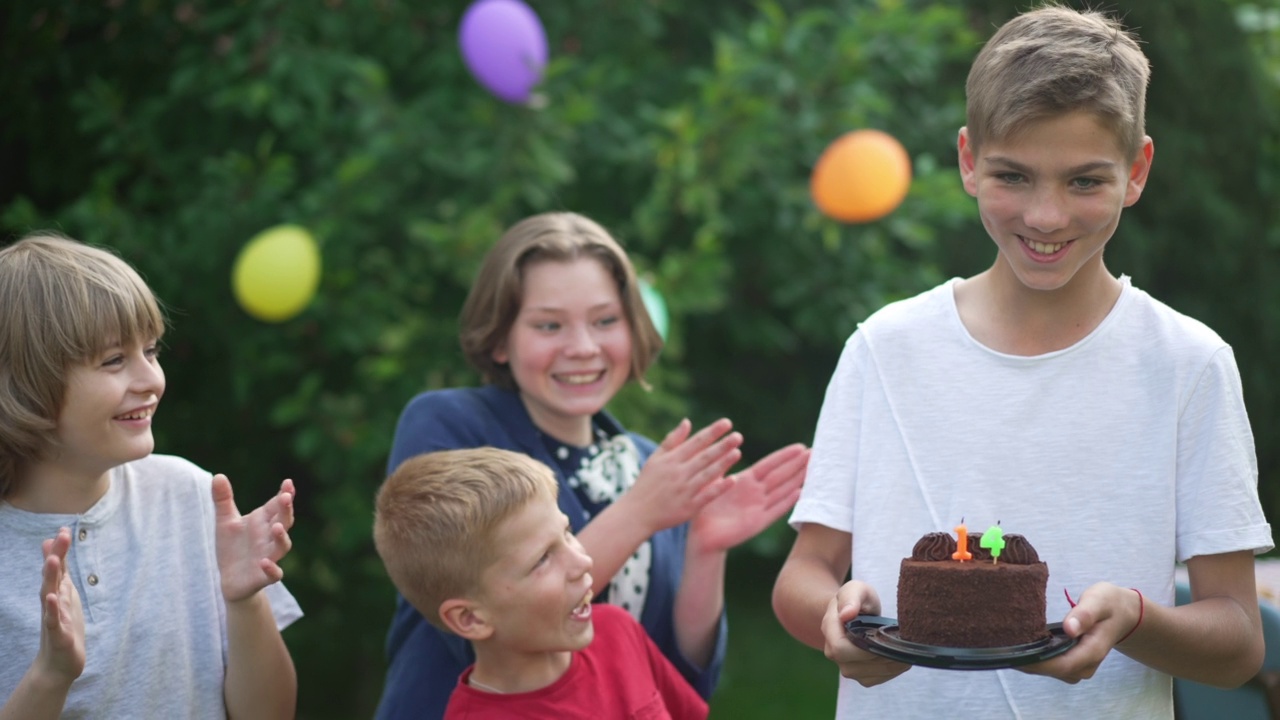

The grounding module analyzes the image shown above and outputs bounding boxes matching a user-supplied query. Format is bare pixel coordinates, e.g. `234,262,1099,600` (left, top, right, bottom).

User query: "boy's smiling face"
959,110,1153,294
55,338,165,480
469,492,596,663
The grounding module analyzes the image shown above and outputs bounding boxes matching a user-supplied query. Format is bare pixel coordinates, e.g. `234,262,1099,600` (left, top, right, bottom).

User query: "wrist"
607,492,663,539
28,660,77,695
1117,587,1144,645
223,587,268,610
685,521,726,559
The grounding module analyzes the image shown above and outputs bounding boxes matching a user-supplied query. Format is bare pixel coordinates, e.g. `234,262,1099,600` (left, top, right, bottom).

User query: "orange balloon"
810,129,912,223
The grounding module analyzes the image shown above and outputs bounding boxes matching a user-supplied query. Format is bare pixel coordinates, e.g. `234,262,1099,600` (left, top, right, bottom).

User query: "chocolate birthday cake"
896,531,1049,648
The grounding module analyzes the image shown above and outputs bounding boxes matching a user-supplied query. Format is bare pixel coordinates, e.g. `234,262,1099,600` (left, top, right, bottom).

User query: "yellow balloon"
232,225,321,323
810,129,912,223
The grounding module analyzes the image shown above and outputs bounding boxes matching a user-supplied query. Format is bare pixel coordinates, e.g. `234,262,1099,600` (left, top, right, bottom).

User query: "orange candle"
952,522,972,562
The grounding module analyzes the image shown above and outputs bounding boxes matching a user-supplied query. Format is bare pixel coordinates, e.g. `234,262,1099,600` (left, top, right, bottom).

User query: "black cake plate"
844,616,1076,670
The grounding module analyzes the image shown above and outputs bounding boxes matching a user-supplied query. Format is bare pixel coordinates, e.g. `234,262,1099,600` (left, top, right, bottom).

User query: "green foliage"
2,0,1277,716
605,0,980,553
710,555,837,718
632,0,981,553
1231,0,1280,531
1120,0,1280,529
1234,2,1280,87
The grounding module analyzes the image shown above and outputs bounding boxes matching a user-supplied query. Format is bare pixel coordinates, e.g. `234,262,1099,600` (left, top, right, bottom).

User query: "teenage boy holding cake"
772,4,1272,718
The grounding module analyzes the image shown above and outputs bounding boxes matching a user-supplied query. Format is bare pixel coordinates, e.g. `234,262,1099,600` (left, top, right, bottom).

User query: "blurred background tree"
1,0,1275,716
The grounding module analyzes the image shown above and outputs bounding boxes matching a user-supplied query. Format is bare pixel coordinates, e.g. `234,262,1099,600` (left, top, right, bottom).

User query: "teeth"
560,373,600,385
1025,238,1066,254
117,409,153,421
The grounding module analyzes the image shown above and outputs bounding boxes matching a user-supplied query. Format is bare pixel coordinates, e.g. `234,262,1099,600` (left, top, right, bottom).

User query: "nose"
130,352,165,397
569,535,594,577
1023,186,1070,234
563,323,600,358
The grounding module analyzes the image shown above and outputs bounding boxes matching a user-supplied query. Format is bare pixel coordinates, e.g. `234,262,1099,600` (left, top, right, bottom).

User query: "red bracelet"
1117,588,1144,644
1063,587,1144,643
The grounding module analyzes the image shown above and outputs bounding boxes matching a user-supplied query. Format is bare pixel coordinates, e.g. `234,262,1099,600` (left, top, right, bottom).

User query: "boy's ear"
1123,136,1155,208
491,342,508,365
957,127,979,197
440,598,495,641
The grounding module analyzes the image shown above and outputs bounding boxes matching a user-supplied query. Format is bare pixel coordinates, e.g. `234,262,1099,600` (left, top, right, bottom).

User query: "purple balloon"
458,0,548,104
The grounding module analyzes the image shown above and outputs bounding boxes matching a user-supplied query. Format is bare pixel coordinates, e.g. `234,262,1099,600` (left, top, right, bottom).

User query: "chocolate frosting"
910,532,956,561
968,534,993,561
1000,534,1039,564
909,531,1040,564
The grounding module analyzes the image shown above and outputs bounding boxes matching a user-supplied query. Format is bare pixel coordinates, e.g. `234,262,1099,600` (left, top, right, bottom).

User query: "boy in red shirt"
373,447,707,719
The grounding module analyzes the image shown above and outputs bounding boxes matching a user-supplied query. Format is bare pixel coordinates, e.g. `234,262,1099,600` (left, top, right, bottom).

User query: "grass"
708,554,839,719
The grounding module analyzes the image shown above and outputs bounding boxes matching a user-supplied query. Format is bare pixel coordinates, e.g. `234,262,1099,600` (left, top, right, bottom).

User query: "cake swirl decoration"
967,534,993,561
911,532,956,561
910,531,1039,564
1000,534,1039,564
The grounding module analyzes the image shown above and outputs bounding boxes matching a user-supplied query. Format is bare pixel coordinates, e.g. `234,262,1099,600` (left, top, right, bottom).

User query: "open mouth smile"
556,371,604,386
571,589,593,620
114,407,155,421
1020,236,1070,256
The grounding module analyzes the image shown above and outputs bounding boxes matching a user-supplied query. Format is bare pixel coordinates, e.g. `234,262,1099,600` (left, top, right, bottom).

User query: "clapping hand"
690,443,809,553
624,418,744,533
212,475,295,603
36,527,85,686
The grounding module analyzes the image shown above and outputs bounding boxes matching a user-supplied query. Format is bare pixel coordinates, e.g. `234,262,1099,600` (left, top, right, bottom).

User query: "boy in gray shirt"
0,233,303,719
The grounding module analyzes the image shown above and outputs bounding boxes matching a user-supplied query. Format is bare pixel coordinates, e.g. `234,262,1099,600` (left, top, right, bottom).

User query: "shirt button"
87,574,99,586
78,528,88,541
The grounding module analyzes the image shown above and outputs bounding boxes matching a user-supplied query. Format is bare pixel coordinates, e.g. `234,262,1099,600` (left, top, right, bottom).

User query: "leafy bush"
3,0,1275,715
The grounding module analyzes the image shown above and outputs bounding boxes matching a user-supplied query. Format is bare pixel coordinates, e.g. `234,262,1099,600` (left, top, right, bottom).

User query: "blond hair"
966,4,1151,159
372,447,558,630
459,212,663,391
0,232,166,496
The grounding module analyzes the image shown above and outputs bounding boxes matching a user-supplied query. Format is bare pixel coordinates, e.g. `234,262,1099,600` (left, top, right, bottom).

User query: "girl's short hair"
965,4,1151,160
0,232,166,495
459,212,663,390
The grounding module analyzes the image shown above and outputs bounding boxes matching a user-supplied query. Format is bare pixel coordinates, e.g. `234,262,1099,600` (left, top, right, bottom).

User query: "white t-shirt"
0,454,303,719
790,277,1272,719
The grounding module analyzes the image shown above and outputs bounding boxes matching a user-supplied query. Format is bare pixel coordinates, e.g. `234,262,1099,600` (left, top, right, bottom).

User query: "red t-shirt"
444,604,709,720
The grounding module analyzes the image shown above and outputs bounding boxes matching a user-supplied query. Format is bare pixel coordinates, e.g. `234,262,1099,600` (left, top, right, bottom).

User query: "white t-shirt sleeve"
790,333,865,534
1175,346,1274,561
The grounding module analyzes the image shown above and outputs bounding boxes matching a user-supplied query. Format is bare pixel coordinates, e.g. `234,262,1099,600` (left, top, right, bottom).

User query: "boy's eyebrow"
92,340,123,357
984,156,1118,175
508,537,543,572
514,516,570,569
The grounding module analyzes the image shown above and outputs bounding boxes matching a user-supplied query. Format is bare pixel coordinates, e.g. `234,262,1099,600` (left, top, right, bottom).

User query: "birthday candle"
980,525,1006,564
952,521,972,562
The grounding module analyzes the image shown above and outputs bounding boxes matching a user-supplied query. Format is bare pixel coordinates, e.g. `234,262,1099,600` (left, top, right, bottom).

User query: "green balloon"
638,279,669,341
